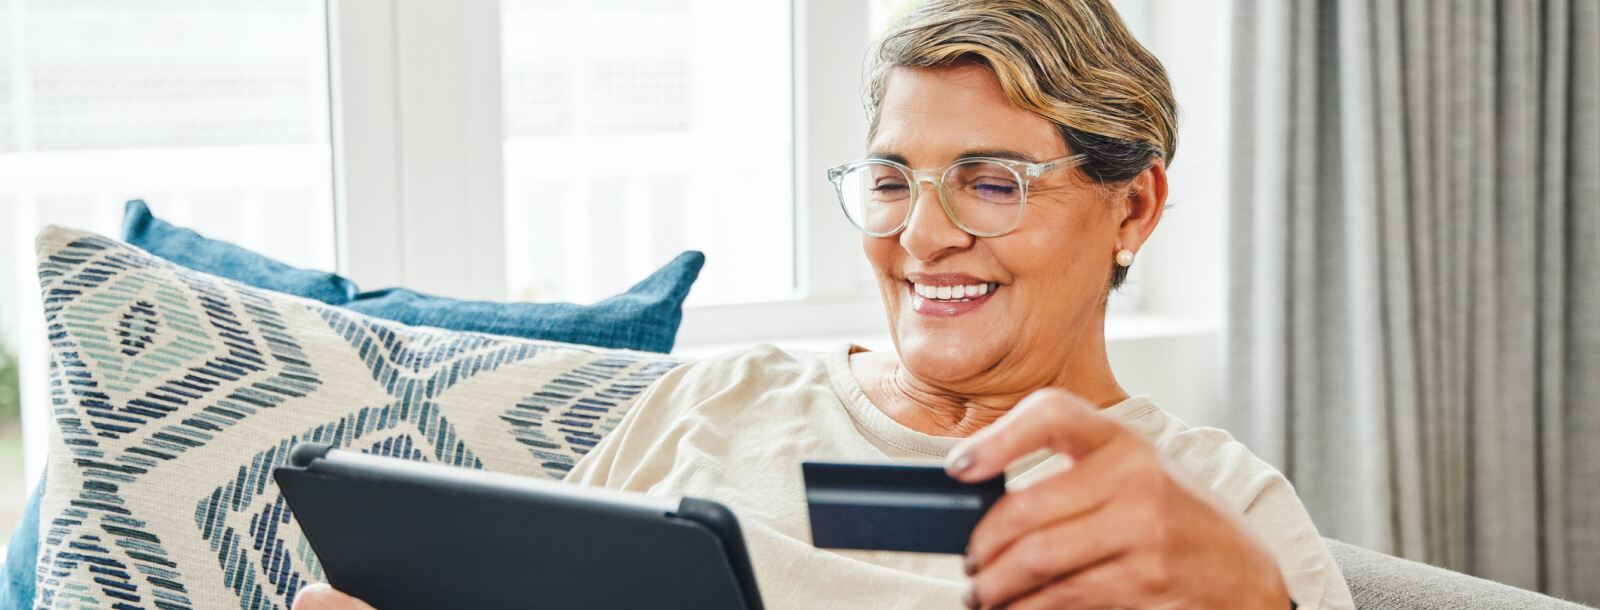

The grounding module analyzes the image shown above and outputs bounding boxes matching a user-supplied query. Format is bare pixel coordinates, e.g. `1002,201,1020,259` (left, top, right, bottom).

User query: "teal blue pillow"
120,200,361,305
120,200,702,353
0,477,39,609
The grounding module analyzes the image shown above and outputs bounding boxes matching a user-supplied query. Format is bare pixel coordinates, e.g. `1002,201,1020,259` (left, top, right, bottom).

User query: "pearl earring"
1115,249,1135,267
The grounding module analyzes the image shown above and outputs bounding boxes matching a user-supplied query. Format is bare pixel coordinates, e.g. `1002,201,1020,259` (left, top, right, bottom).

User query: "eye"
870,178,910,194
971,178,1020,202
974,181,1018,195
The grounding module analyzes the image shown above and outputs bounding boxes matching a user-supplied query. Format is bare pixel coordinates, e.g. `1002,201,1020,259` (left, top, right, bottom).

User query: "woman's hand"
292,584,376,610
946,389,1292,610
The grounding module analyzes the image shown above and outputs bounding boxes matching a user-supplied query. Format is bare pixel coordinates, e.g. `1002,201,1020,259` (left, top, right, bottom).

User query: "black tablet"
273,443,764,610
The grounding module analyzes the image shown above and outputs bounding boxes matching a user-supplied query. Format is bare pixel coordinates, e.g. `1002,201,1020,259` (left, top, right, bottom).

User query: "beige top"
567,344,1355,610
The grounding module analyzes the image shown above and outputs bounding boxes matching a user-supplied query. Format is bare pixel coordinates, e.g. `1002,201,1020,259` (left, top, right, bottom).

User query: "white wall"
1110,0,1234,428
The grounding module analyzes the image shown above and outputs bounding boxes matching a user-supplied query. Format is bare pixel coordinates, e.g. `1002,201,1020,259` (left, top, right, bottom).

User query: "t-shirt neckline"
824,343,1159,460
826,344,963,458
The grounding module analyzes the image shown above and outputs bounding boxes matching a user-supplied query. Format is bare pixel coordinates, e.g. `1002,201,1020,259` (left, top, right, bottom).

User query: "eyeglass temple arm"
1025,153,1090,178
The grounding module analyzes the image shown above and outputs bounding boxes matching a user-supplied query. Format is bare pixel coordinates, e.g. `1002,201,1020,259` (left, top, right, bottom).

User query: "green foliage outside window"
0,343,19,425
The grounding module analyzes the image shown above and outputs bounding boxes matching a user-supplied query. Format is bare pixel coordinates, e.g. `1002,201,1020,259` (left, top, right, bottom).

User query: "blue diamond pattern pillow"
15,227,687,610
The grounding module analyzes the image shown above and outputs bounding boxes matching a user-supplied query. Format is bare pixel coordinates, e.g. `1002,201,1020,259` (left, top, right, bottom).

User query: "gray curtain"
1228,0,1600,604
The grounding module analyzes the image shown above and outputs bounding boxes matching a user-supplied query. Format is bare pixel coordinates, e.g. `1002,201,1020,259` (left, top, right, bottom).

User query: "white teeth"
911,282,997,300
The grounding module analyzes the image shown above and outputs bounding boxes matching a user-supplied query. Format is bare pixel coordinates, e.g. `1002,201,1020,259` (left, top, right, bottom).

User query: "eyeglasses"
826,154,1089,237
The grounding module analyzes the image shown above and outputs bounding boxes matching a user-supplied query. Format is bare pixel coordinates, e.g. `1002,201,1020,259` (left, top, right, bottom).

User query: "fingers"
964,445,1122,567
966,510,1137,609
946,388,1126,482
986,560,1131,610
293,584,377,610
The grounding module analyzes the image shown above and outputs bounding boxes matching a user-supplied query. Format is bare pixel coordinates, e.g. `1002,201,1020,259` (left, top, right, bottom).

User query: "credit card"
802,461,1005,555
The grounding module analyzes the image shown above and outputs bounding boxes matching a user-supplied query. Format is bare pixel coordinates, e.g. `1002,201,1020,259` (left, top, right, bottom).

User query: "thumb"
293,583,377,610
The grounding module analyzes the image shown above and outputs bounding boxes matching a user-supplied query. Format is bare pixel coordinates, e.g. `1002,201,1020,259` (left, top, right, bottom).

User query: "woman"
297,0,1354,608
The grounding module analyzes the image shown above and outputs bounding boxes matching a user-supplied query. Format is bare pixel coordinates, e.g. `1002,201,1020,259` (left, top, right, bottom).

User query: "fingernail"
962,585,980,609
948,451,975,475
963,555,979,576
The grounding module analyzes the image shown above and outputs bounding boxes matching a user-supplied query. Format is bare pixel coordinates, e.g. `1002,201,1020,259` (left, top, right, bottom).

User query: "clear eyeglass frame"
825,153,1090,238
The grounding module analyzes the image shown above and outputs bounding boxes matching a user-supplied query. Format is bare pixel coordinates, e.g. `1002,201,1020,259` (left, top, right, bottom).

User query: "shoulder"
656,343,828,399
1111,399,1280,512
614,343,839,431
701,342,825,376
566,343,844,489
1117,400,1354,609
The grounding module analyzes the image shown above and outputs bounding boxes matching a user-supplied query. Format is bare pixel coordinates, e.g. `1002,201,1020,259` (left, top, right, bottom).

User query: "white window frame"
329,0,508,301
321,0,1223,353
328,0,888,352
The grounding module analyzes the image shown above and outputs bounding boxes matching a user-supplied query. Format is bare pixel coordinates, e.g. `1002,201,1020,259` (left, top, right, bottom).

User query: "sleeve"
1159,429,1356,610
1242,470,1356,610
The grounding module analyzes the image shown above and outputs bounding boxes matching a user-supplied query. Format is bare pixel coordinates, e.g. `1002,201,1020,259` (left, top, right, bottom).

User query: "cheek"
1001,210,1114,293
862,235,900,279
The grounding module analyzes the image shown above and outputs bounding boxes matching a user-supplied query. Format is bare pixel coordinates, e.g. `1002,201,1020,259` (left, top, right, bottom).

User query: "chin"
892,326,1002,384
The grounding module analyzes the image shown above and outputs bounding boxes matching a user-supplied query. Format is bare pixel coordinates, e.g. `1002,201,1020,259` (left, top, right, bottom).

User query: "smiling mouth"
909,281,1000,302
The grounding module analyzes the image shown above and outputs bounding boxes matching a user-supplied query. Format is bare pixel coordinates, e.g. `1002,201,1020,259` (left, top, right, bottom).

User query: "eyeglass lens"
836,160,1025,236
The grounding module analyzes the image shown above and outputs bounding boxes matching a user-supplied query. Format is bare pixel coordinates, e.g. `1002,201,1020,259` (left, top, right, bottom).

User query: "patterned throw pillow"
27,227,687,610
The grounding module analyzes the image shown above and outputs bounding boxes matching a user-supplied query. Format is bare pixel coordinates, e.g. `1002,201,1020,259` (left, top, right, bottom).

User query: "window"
0,0,335,527
500,0,794,306
1,0,1232,542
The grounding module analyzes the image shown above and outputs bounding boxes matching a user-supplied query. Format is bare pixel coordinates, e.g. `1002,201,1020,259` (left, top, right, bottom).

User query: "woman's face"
866,63,1124,389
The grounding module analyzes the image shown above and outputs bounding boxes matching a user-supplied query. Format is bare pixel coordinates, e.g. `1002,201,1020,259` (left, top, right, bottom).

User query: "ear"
1114,160,1167,254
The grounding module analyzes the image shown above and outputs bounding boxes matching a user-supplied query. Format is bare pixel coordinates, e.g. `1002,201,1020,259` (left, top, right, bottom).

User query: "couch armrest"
1324,538,1593,610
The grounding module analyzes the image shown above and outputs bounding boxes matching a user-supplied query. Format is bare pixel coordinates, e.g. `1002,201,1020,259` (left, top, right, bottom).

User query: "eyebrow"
956,149,1039,163
865,149,1040,166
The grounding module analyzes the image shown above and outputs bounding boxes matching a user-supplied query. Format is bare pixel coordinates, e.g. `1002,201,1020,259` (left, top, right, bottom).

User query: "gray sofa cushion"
1325,538,1594,609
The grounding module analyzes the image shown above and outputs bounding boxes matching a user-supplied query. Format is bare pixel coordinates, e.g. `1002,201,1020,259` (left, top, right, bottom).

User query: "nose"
899,178,975,261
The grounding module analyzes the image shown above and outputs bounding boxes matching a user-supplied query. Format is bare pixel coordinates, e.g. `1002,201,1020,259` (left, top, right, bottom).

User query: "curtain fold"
1228,0,1600,603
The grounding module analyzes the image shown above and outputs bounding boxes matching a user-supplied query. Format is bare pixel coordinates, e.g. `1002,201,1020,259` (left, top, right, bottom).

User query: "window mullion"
328,0,405,289
331,0,507,300
794,0,876,301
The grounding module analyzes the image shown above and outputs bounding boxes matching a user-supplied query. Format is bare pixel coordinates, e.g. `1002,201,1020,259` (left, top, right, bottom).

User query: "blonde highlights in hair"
867,0,1177,183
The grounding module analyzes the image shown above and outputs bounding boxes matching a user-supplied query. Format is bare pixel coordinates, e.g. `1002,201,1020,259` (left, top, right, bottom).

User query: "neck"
856,319,1129,438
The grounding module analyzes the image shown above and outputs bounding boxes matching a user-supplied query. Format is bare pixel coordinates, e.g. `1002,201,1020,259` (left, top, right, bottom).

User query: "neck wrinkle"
885,367,1027,438
874,344,1130,438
